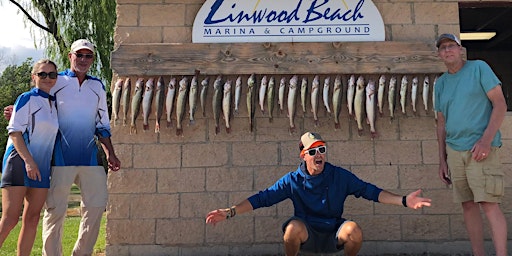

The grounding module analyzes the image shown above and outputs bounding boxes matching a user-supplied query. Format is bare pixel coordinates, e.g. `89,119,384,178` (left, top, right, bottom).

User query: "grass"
0,185,106,255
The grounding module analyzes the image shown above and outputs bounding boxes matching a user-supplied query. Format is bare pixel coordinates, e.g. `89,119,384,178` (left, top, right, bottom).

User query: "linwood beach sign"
192,0,385,43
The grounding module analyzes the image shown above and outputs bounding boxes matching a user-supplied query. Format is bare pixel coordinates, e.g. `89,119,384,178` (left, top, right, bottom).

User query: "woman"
0,59,59,255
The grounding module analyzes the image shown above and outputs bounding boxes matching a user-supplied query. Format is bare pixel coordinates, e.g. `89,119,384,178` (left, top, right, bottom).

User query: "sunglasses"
36,72,58,79
306,146,326,156
73,52,94,59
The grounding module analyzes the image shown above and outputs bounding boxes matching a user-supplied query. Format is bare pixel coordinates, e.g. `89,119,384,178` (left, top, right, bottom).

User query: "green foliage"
0,58,33,157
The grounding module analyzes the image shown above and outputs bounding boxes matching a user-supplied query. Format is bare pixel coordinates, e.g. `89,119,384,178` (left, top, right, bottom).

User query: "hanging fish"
287,75,298,134
411,76,418,115
130,77,144,134
354,76,365,136
154,76,166,133
176,76,188,136
323,76,331,114
234,76,242,115
377,75,386,117
200,77,209,117
212,75,223,134
433,75,439,121
366,79,377,139
189,75,198,125
346,75,355,118
300,77,308,116
267,76,276,122
142,78,155,131
278,77,286,114
332,75,343,130
388,76,397,122
223,80,232,133
165,77,176,128
247,74,256,132
400,75,408,115
259,75,267,114
422,75,430,114
121,77,131,126
311,75,320,126
111,78,123,126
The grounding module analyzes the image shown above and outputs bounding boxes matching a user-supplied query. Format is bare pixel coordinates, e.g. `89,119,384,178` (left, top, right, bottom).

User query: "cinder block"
115,27,163,44
134,144,181,168
156,219,205,245
158,168,205,193
140,4,185,26
415,3,459,24
131,194,179,218
108,169,157,193
107,219,155,244
206,166,253,191
181,192,228,218
107,194,131,219
356,215,402,241
255,216,288,243
375,140,422,165
377,3,412,25
402,215,450,240
399,164,443,189
116,4,139,27
232,142,278,166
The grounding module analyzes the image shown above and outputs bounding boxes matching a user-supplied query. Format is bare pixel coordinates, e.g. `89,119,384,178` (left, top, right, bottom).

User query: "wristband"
226,207,236,219
402,196,407,207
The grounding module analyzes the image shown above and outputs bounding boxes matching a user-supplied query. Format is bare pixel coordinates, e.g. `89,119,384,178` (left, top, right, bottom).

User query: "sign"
192,0,385,43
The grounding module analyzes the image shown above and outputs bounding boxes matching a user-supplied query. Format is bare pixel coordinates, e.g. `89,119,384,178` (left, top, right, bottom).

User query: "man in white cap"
434,33,508,256
5,39,122,255
206,132,431,256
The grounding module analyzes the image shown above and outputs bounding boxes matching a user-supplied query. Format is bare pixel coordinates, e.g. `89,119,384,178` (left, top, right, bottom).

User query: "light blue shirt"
434,60,502,151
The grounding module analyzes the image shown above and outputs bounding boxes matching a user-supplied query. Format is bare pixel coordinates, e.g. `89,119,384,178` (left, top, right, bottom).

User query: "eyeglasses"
306,146,326,156
438,44,459,52
36,72,58,79
73,52,94,59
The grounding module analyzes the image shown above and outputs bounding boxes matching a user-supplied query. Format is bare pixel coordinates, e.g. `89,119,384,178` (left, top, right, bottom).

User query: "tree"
0,58,33,157
8,0,116,83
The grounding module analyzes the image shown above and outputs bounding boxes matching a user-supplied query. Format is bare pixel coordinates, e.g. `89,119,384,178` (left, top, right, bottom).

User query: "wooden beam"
111,42,446,76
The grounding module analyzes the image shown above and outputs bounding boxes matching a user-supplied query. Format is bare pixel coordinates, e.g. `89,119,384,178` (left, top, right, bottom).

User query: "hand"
405,189,432,209
25,161,41,181
4,105,13,121
107,154,121,172
471,139,491,162
205,208,229,226
438,162,451,185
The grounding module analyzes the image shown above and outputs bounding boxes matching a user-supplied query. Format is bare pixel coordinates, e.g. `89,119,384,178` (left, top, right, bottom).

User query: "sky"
0,1,44,72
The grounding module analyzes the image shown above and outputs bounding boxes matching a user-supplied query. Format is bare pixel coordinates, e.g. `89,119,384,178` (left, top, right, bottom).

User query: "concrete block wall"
109,0,512,255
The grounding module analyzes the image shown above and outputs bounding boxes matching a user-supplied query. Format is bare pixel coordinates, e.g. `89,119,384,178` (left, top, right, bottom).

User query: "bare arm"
98,136,121,172
378,189,431,209
436,112,451,185
205,199,254,226
10,131,41,181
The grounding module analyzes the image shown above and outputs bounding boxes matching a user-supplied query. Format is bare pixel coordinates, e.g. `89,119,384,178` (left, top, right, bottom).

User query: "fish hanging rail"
110,42,446,76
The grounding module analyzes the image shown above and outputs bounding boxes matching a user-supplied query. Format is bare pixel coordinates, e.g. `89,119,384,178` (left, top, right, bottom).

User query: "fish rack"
110,42,446,138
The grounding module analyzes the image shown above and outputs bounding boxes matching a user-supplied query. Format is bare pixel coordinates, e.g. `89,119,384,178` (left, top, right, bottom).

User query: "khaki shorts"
446,146,504,203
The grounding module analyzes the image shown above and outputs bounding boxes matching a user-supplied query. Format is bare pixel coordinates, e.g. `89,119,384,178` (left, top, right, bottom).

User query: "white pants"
42,166,107,256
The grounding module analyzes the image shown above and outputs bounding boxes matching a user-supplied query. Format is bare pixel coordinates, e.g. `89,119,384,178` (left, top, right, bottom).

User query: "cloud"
0,45,44,73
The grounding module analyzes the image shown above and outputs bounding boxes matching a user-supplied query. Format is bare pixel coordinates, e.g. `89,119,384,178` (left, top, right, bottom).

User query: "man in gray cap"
434,33,508,256
206,132,431,256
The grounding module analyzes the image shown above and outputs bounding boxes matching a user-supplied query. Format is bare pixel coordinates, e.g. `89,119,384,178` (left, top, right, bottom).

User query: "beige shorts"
446,146,504,204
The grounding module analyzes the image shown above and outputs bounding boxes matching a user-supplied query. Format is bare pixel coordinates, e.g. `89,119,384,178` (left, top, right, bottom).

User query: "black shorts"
282,216,345,254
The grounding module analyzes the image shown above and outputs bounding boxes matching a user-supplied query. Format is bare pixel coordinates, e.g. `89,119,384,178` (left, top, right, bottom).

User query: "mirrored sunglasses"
36,72,58,79
306,146,326,156
74,52,94,59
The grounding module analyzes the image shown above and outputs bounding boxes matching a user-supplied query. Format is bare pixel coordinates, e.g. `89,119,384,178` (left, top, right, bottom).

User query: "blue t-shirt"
248,162,382,232
51,69,111,166
434,60,502,151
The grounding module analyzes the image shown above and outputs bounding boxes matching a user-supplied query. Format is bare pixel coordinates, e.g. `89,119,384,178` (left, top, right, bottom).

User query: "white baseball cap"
70,39,95,53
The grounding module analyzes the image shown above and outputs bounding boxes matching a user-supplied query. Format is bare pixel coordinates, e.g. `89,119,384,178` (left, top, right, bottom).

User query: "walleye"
377,75,386,117
278,77,286,113
200,77,209,117
166,77,176,128
433,75,438,121
247,74,256,132
287,75,298,134
422,75,430,114
388,76,397,121
212,75,223,134
175,76,188,136
121,77,131,126
154,76,166,133
311,75,320,126
259,75,268,114
223,80,232,133
234,76,242,114
354,76,365,136
411,76,418,115
332,75,342,130
142,78,155,131
300,77,308,116
323,76,331,114
111,78,123,126
400,75,408,115
347,75,355,117
189,75,198,125
130,77,144,134
267,76,276,122
366,79,377,139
